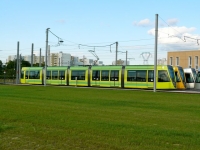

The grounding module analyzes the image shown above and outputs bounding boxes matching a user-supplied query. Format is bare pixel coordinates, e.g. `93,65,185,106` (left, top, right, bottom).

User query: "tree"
0,60,3,74
3,60,31,77
21,60,31,67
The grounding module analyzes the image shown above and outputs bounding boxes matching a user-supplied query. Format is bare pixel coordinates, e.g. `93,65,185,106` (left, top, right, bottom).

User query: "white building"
23,55,33,63
50,52,71,66
7,55,17,62
8,54,44,65
71,56,80,66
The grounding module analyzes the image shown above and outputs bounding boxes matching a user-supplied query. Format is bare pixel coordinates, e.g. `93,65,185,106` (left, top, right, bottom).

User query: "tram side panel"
194,70,200,90
124,66,152,89
156,65,176,89
69,67,89,86
123,65,176,89
20,67,43,84
184,68,196,89
46,67,68,85
173,66,186,89
90,66,122,88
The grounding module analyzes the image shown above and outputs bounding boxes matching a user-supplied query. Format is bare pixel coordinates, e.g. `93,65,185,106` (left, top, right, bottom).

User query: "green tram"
20,65,176,89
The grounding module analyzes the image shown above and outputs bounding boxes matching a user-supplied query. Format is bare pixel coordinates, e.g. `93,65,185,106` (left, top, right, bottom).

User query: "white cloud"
133,19,152,27
167,18,178,26
148,26,200,51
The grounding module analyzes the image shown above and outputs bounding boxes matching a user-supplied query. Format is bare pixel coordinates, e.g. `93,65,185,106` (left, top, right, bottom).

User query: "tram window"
21,71,24,79
101,70,109,81
127,70,136,81
25,71,28,79
59,71,65,80
71,71,77,80
47,71,51,80
195,73,200,83
158,70,170,82
92,70,100,81
29,71,36,79
35,71,40,79
178,67,185,82
148,70,154,82
52,71,58,80
185,73,194,83
192,68,197,80
168,65,175,82
175,72,181,82
29,71,40,79
71,70,85,80
136,70,146,82
110,70,119,81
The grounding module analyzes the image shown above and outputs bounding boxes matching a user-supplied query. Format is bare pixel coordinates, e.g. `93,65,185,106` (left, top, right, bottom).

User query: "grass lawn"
0,85,200,150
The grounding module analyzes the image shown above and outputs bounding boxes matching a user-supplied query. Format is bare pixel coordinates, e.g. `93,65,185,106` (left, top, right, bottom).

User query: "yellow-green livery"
21,65,176,89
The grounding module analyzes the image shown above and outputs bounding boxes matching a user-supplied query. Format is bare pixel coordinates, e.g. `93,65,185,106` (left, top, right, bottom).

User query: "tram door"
25,71,28,83
21,70,27,83
92,70,100,86
147,70,154,88
110,70,119,87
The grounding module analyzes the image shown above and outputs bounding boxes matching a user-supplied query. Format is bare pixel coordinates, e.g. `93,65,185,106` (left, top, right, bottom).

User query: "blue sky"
1,0,200,64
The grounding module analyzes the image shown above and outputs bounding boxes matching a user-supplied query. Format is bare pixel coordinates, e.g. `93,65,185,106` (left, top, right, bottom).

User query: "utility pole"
126,51,128,66
16,41,19,84
31,43,34,67
44,28,50,86
19,54,21,82
39,48,41,67
48,45,50,66
154,14,158,92
115,42,118,65
140,52,152,65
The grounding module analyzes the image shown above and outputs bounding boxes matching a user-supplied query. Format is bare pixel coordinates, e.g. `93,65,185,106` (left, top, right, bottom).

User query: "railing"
0,75,16,84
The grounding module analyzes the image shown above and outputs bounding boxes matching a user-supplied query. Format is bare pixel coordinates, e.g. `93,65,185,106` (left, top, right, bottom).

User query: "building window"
188,56,192,68
176,57,179,66
169,57,173,65
195,56,198,69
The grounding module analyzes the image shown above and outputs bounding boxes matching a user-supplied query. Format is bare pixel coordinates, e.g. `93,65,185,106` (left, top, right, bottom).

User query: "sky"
1,0,200,65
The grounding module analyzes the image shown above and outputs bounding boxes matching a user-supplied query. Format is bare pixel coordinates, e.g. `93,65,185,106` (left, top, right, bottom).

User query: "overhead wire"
159,15,200,45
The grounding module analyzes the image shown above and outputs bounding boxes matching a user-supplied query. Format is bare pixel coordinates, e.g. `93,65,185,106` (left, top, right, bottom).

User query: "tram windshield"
167,65,175,82
185,73,194,83
192,68,197,80
178,67,185,82
195,72,200,83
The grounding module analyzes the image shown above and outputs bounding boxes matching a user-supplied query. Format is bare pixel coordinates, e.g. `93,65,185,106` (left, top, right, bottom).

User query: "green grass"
0,85,200,150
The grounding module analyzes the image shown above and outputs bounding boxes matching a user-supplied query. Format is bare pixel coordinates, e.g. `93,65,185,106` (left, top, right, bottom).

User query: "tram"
183,68,197,89
20,65,176,89
194,68,200,90
173,66,186,89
